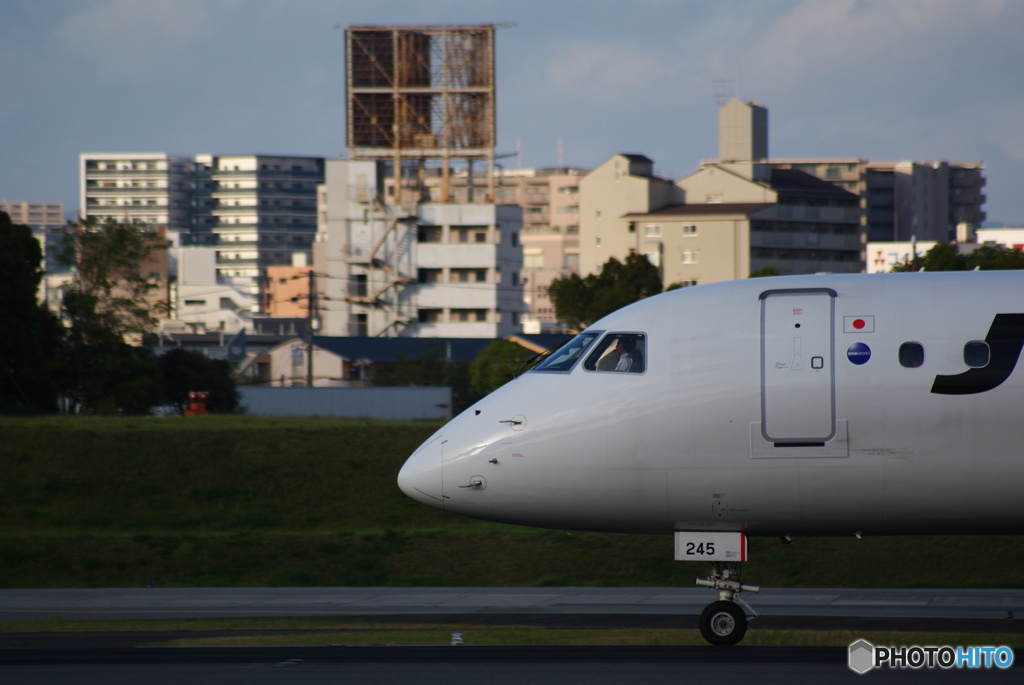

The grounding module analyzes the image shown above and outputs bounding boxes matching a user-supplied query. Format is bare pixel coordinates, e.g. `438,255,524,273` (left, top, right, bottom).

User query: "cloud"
546,40,673,104
54,0,219,80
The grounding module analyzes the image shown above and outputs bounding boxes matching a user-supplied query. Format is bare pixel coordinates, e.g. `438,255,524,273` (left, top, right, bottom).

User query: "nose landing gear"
696,561,759,645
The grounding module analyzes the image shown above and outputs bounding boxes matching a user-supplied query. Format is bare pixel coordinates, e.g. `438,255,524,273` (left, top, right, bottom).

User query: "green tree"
892,242,1024,272
548,253,663,330
371,342,480,413
158,348,240,415
56,216,170,340
749,265,781,278
0,211,63,413
469,340,538,395
53,217,170,414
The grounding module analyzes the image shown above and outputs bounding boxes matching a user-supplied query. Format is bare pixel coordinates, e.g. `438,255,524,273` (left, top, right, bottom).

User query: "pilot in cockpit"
595,335,643,373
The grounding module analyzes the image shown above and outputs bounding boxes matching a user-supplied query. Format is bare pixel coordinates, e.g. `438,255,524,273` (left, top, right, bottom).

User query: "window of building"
523,250,544,269
645,224,662,237
682,224,698,236
899,343,925,368
418,309,442,323
682,251,699,264
418,226,442,242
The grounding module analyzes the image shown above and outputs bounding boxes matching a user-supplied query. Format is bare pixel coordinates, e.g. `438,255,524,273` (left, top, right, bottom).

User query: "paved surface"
0,645,1017,685
2,589,1020,684
2,586,1023,622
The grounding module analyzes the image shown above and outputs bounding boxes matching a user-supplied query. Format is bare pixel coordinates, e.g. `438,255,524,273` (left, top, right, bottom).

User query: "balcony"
211,169,324,179
85,186,174,195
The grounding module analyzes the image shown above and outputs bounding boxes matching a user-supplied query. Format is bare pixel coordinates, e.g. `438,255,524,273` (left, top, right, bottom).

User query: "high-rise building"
80,153,192,239
191,154,324,296
770,158,986,243
81,152,325,301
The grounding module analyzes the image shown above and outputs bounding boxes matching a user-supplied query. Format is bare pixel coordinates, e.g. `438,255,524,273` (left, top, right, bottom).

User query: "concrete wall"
238,386,452,420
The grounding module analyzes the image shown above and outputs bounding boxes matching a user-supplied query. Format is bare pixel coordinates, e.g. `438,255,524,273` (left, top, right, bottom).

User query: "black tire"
699,600,748,646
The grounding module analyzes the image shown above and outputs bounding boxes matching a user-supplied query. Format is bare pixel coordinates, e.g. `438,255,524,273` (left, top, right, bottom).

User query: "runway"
2,586,1022,624
2,588,1021,684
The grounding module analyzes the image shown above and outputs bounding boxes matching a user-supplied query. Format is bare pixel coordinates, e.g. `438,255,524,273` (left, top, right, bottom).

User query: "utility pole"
305,269,318,386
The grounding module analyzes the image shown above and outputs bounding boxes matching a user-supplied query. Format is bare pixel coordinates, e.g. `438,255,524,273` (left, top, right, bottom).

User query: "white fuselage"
398,272,1024,538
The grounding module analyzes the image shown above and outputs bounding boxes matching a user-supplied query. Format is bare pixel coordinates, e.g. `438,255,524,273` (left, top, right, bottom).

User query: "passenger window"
898,343,925,368
584,333,646,373
963,341,990,368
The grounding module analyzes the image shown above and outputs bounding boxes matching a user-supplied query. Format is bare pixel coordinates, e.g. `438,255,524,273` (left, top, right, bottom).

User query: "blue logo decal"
847,342,871,365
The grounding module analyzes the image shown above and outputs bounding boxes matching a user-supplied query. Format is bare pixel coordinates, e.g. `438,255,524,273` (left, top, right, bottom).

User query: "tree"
749,265,781,278
371,342,479,413
548,253,663,330
158,348,240,415
56,216,170,340
892,243,1024,272
469,340,538,395
53,217,170,414
0,211,63,413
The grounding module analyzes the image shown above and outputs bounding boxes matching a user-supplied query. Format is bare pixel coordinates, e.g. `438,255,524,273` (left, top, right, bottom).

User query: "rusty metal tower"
345,24,497,204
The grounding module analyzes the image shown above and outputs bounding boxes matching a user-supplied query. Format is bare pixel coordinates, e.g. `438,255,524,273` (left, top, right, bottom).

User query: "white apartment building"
163,247,257,333
384,166,584,333
80,153,192,237
315,159,524,338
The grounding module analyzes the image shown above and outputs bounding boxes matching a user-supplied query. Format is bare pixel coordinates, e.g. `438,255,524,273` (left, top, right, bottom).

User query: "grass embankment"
1,416,1023,589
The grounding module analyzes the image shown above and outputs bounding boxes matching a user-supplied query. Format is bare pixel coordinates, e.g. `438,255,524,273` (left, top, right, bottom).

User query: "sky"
2,0,1022,226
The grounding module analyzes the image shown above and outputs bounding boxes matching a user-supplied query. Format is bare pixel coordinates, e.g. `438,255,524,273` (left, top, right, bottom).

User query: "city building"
579,101,863,287
578,154,683,281
771,158,986,244
314,159,523,338
263,257,316,319
163,246,257,333
191,154,324,296
394,167,583,333
0,200,68,306
80,153,192,239
242,335,495,387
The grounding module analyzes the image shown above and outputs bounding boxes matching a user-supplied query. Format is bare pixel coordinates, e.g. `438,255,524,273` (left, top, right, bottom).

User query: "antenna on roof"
712,75,736,107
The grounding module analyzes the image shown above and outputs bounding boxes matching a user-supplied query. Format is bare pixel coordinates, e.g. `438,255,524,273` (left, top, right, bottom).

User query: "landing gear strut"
696,562,759,645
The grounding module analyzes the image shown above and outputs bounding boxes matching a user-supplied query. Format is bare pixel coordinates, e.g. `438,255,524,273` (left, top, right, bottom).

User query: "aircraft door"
760,288,836,444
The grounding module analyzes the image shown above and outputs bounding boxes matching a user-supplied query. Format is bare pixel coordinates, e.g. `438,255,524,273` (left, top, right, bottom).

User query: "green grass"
1,416,1023,588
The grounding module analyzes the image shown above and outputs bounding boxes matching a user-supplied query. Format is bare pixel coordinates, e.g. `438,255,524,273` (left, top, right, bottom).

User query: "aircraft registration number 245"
674,532,748,561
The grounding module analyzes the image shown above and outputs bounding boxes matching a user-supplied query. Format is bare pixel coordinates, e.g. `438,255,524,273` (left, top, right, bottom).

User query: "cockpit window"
531,332,602,372
584,333,646,373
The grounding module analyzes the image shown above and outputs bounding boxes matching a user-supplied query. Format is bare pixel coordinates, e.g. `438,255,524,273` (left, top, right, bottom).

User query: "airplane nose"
397,434,445,511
